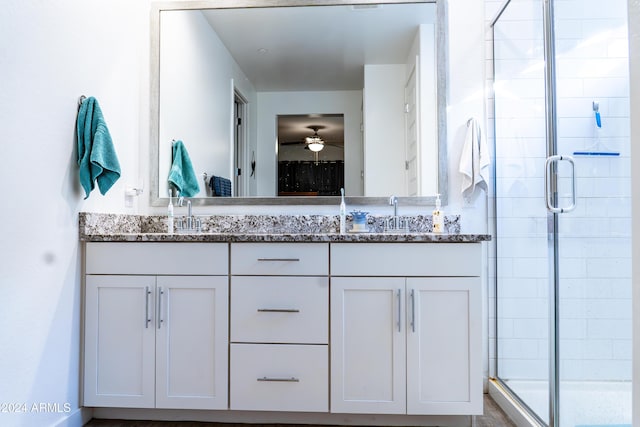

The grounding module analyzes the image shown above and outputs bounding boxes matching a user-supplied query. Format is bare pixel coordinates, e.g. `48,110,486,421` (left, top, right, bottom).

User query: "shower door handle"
544,155,576,213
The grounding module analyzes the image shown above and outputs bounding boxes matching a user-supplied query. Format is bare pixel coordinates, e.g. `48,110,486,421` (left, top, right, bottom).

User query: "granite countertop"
82,231,490,243
79,213,491,243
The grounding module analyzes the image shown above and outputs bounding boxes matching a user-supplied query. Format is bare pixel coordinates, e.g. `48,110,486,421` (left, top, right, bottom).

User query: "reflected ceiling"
201,4,437,91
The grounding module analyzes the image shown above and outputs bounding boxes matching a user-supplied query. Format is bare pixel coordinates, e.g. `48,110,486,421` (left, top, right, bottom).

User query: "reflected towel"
209,175,232,197
459,118,489,199
77,97,121,199
168,140,199,197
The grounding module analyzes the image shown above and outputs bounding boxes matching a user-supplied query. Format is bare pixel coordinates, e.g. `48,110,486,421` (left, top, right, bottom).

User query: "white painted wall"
256,90,363,197
627,0,639,424
0,1,150,426
445,0,488,234
159,10,256,198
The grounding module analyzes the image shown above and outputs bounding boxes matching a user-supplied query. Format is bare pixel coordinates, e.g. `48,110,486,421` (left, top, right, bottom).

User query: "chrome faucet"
389,195,398,217
176,197,200,232
177,197,191,214
186,200,192,229
385,195,407,232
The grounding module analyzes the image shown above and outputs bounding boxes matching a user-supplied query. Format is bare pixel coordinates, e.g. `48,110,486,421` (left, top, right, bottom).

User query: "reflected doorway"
233,90,248,197
277,114,344,196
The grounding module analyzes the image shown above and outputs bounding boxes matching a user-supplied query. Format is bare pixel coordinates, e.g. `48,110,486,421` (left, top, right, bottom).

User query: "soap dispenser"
339,188,346,234
432,194,444,233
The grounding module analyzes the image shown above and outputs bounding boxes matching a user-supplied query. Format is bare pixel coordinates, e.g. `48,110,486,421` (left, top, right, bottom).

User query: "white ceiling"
201,3,436,92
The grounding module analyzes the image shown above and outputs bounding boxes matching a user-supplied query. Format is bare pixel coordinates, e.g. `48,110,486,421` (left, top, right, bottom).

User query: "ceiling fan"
280,125,342,150
304,125,325,152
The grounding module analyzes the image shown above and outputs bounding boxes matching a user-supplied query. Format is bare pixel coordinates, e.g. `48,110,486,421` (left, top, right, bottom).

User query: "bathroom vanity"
80,213,489,426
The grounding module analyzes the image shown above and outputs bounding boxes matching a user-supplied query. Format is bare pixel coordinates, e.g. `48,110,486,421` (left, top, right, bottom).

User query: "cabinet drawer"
231,243,328,276
85,242,228,275
330,243,482,277
230,343,328,412
231,276,328,344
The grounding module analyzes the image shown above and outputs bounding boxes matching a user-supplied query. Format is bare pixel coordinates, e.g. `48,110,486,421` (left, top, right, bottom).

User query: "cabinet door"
406,278,482,415
330,277,406,414
84,275,156,408
155,276,229,409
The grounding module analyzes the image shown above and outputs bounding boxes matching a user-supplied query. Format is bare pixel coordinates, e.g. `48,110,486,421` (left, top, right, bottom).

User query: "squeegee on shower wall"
572,101,620,157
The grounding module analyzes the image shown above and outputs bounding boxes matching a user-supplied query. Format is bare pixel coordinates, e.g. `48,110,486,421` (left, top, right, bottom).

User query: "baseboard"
91,407,471,426
53,407,92,427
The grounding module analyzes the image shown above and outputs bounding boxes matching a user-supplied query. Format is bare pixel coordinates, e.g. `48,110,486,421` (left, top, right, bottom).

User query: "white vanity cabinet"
81,236,486,423
83,242,229,410
229,243,329,412
330,243,483,416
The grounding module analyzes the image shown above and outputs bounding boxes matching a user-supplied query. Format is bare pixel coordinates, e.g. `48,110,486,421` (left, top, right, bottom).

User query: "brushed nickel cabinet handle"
257,258,300,262
257,308,300,313
397,289,402,332
157,287,164,329
145,286,151,328
257,377,300,382
410,289,416,333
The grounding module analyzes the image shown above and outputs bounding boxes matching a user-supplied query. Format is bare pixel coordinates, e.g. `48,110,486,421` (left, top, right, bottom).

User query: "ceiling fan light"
308,141,324,152
306,135,325,152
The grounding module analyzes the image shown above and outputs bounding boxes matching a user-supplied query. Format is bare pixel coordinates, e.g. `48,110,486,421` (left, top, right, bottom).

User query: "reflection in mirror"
278,114,345,196
150,0,448,206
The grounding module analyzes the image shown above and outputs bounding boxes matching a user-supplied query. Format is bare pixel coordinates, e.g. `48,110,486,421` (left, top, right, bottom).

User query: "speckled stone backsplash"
79,212,461,237
80,212,144,236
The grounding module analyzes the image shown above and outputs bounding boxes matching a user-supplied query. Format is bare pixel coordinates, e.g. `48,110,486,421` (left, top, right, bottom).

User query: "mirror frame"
150,0,448,207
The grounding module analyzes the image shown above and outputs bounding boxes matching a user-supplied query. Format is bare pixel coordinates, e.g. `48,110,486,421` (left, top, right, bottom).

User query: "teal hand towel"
77,97,121,199
168,140,199,197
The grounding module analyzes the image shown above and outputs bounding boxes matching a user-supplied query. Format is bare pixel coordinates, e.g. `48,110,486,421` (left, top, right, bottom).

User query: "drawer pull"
257,258,300,262
257,308,300,313
257,376,300,382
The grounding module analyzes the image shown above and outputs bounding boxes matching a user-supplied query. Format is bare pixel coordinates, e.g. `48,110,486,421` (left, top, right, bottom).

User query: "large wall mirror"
150,0,448,206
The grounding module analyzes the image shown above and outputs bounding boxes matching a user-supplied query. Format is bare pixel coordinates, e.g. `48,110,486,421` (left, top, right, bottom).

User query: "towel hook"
77,95,87,111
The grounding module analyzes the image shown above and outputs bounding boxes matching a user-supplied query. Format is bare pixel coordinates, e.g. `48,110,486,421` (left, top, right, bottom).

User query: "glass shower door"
494,0,633,425
553,1,632,424
493,1,550,423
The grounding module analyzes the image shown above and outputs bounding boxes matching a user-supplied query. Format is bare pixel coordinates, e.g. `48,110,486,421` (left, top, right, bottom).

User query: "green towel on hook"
77,97,121,199
168,140,200,197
